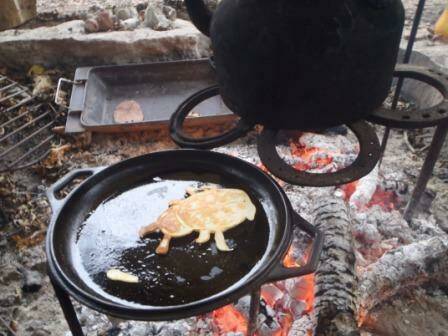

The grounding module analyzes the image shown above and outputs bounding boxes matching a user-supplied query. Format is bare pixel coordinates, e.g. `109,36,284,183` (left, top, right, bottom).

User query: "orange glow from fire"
282,246,315,313
212,305,247,335
340,181,359,200
290,141,334,171
293,274,315,312
367,187,397,211
273,313,293,336
283,246,299,268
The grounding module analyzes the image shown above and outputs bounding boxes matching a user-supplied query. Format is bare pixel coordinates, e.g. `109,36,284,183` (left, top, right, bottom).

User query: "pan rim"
46,149,293,319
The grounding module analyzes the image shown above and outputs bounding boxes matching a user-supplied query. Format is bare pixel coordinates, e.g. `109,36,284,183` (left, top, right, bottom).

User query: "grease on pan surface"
139,187,256,254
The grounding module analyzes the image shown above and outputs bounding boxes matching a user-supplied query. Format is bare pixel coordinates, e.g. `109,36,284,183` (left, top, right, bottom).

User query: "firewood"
312,197,360,336
358,236,448,323
288,314,313,336
361,288,448,336
349,165,379,208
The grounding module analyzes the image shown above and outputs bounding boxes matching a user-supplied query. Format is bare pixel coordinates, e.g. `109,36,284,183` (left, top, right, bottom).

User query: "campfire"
196,128,421,336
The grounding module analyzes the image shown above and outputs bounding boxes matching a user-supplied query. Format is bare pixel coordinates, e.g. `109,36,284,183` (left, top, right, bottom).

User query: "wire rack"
0,74,57,172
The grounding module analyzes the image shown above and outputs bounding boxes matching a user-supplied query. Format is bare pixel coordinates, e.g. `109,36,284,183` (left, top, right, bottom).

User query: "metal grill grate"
0,74,57,172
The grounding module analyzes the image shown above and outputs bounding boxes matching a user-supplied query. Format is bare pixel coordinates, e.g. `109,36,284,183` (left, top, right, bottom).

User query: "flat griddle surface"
78,60,232,131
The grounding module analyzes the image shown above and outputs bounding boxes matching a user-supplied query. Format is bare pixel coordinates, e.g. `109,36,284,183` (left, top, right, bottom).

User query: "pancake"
139,188,256,254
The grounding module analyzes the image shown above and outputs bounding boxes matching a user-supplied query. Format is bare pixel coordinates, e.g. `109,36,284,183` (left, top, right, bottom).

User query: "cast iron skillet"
46,150,323,321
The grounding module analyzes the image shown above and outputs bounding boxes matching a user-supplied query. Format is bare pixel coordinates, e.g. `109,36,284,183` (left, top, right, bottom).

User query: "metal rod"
0,104,43,128
403,123,448,221
390,0,426,108
0,88,28,104
0,121,54,159
4,97,35,113
0,82,18,93
49,277,85,336
0,110,52,143
6,135,54,169
378,126,391,165
247,289,261,336
380,0,426,161
7,149,52,172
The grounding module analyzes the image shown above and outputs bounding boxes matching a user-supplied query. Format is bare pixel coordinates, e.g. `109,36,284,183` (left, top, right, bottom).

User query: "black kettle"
185,0,405,130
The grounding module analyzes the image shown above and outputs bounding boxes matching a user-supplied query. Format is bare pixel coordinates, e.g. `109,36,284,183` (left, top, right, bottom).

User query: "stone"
120,17,140,31
85,18,99,33
163,5,177,21
114,6,138,21
0,0,37,31
0,19,211,70
96,10,115,32
21,269,43,293
144,0,173,31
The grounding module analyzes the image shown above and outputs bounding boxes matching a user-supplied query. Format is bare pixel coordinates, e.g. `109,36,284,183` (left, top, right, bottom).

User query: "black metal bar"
11,149,52,171
0,88,28,104
0,104,43,128
378,126,390,165
0,110,52,144
0,121,54,159
403,123,448,221
50,277,85,336
380,0,427,160
247,289,261,336
6,135,54,169
4,97,35,113
0,82,18,93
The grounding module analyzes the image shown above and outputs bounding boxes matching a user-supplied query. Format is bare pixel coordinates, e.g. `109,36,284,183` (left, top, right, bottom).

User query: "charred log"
361,287,448,336
312,197,359,336
358,236,448,323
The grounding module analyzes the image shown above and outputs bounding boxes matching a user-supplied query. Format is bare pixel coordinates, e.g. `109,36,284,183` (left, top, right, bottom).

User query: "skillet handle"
266,212,324,282
46,167,105,218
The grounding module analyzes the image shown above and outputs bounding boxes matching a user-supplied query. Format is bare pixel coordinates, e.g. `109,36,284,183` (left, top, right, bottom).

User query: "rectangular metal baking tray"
65,59,233,133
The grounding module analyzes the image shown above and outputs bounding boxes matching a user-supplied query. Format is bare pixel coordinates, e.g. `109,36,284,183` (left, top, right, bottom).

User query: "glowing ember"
290,141,334,171
291,274,315,312
283,246,299,268
340,181,359,200
366,187,397,211
281,246,315,313
212,305,247,335
273,313,293,336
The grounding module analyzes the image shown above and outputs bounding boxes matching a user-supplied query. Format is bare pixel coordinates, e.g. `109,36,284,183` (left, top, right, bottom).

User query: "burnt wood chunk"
312,197,359,336
358,236,448,322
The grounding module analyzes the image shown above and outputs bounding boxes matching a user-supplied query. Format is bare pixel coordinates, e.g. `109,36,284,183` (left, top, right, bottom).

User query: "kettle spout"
185,0,212,36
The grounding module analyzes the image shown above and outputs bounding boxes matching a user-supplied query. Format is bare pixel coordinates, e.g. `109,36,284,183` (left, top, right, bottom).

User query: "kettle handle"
184,0,213,36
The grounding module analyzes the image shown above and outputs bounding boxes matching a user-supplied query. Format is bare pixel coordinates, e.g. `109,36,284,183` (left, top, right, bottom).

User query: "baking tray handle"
266,212,323,282
55,78,85,107
46,167,105,218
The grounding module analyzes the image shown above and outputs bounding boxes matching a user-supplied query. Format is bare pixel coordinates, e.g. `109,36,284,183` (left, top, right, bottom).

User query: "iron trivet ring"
257,120,381,187
169,85,253,149
368,64,448,129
